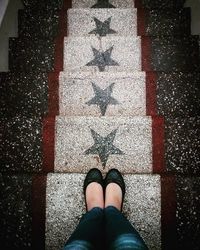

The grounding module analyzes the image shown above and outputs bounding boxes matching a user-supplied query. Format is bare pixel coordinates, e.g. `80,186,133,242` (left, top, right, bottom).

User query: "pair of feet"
84,168,125,212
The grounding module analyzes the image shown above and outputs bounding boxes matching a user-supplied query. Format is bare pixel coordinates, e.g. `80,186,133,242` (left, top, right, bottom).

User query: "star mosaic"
89,17,117,37
86,46,119,72
84,128,124,168
86,82,119,115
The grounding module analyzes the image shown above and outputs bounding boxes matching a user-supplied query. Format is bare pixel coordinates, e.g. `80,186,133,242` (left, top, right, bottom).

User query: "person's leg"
104,206,148,250
63,169,105,250
104,170,148,250
64,207,104,250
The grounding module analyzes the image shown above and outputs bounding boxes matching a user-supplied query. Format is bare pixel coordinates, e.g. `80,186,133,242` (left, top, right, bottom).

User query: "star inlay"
91,0,116,8
89,17,117,37
84,128,124,168
86,46,119,72
86,82,119,115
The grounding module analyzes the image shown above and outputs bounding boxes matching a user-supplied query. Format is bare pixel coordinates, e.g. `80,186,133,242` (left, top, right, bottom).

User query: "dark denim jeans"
63,206,148,250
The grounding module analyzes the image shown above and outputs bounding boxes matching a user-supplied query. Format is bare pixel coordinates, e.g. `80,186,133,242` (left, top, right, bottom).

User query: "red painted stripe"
42,117,56,173
58,9,68,37
48,72,59,115
146,72,157,116
152,116,165,173
161,175,177,249
134,0,143,8
54,36,64,72
63,0,72,9
141,36,152,71
32,174,47,250
137,8,146,36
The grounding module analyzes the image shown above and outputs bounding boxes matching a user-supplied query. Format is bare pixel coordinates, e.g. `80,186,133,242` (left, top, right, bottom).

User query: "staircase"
0,0,200,250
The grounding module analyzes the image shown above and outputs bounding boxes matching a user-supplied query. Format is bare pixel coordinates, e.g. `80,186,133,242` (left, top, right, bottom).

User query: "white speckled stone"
63,36,141,73
45,173,161,250
54,116,152,173
72,0,135,8
67,8,137,36
59,71,146,116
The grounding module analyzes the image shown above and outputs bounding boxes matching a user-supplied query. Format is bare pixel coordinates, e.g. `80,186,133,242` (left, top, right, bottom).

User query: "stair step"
18,8,191,39
64,36,141,72
59,71,146,116
67,8,137,36
1,173,199,249
54,116,153,173
9,36,199,72
72,0,185,9
46,173,161,250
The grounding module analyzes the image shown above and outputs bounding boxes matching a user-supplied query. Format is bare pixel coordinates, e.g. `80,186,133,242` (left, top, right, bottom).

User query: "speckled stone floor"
0,0,200,249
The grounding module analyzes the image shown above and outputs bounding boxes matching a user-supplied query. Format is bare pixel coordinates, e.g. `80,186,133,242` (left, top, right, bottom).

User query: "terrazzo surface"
18,9,62,39
0,72,48,117
176,177,200,250
157,72,200,118
64,36,141,72
149,36,200,72
165,117,200,174
0,174,32,249
0,117,42,173
67,8,137,36
22,0,64,11
9,37,55,72
1,0,200,248
142,8,191,36
46,173,161,250
55,116,152,173
59,71,146,116
136,0,186,9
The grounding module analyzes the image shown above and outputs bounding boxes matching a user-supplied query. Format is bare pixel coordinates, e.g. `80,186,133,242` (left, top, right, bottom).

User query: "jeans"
63,206,148,250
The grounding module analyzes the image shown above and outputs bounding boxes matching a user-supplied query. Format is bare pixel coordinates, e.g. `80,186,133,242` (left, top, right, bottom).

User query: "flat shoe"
104,168,125,210
83,168,104,196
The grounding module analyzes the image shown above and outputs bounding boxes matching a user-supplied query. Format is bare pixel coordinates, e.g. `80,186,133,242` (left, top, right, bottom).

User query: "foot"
86,182,104,211
105,183,123,211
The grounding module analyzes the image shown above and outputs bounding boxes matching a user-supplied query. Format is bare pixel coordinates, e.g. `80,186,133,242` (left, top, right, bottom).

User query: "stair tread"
46,173,161,250
59,71,146,116
54,116,153,173
64,36,141,72
68,8,137,36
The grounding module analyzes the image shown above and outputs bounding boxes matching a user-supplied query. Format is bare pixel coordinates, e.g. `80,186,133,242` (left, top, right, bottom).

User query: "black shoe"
83,168,104,196
104,169,126,210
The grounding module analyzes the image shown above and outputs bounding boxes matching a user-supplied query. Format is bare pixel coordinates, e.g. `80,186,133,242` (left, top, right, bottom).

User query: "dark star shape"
85,128,124,168
89,17,117,37
91,0,116,8
86,46,119,72
86,82,119,115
